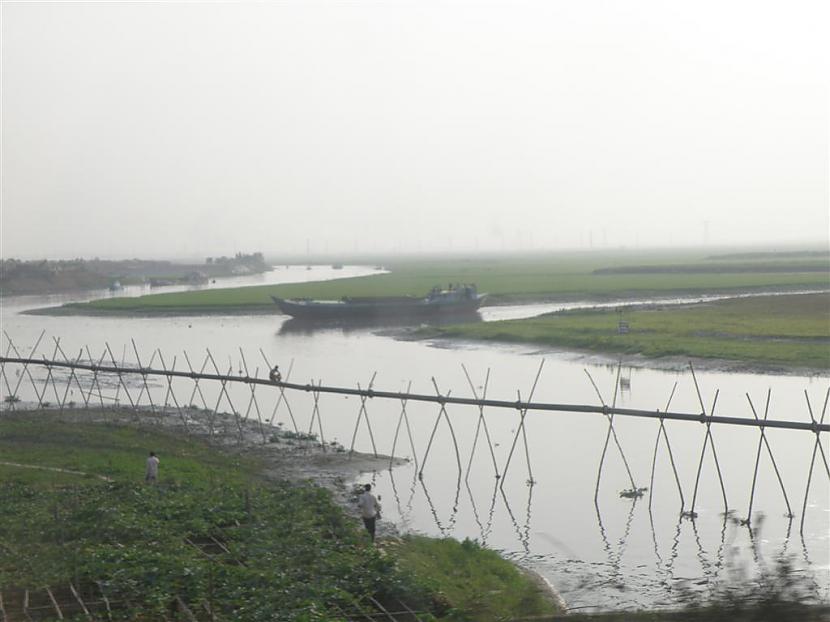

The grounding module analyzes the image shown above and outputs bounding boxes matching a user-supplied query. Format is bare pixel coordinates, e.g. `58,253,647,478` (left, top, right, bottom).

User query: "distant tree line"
1,252,269,294
205,252,266,267
1,258,94,280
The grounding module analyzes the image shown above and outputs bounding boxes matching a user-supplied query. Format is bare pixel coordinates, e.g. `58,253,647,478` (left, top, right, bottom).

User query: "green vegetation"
422,293,830,370
58,251,829,314
0,413,560,621
389,535,558,621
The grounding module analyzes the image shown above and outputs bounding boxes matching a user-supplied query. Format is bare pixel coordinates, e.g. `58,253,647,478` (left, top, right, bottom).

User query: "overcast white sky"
1,0,828,260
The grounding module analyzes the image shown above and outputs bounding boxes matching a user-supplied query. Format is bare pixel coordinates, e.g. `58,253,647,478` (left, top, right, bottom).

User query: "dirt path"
0,460,113,481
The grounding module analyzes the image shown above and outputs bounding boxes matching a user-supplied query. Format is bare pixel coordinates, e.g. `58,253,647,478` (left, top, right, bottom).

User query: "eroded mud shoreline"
404,332,830,378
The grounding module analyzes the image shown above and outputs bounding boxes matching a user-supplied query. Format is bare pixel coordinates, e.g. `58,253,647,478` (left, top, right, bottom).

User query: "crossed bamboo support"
418,378,462,479
684,364,728,519
2,333,829,536
461,365,499,481
500,360,544,489
586,363,639,501
744,390,793,523
648,382,685,513
389,381,419,470
349,372,379,457
801,388,830,535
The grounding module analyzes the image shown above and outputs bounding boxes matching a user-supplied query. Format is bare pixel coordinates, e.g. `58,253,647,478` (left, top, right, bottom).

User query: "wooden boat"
272,285,485,321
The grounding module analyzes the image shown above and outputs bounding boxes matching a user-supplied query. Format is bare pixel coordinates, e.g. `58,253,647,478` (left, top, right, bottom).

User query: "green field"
59,250,829,313
422,293,830,370
0,413,560,621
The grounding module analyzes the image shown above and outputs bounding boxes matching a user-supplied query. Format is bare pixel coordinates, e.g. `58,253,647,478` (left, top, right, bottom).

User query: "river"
1,265,828,611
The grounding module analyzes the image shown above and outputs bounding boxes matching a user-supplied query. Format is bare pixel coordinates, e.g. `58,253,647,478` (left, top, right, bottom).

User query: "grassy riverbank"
421,293,830,370
1,412,824,621
0,412,560,621
45,250,829,314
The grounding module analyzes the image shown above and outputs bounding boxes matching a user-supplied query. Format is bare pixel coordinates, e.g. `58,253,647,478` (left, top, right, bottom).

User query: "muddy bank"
410,333,830,378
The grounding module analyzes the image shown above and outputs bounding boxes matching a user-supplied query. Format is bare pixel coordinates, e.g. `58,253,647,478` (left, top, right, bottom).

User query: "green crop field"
423,293,830,370
62,250,829,314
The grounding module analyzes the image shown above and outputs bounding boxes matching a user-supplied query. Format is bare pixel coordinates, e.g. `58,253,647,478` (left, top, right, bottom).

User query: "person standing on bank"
145,451,160,483
357,484,381,542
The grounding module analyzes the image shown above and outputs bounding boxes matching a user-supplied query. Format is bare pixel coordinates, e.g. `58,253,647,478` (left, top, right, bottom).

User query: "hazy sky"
2,0,828,259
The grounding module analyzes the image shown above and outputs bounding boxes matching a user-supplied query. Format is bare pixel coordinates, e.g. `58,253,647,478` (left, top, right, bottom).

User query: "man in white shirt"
145,451,160,483
357,484,381,542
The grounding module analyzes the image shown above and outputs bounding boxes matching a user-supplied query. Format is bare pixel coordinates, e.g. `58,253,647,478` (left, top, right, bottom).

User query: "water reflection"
648,509,682,595
595,496,637,591
389,469,418,529
465,480,499,546
801,535,826,601
713,515,729,583
500,484,534,555
404,466,829,609
522,484,534,554
689,514,729,594
419,475,461,537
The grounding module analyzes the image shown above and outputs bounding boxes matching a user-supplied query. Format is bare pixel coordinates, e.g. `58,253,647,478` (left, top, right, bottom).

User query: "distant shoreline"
1,254,271,296
23,303,280,317
22,284,830,317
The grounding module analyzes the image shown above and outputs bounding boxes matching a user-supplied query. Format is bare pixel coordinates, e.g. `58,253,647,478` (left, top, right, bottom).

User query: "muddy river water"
2,266,828,611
